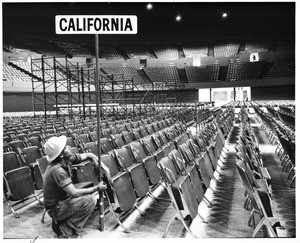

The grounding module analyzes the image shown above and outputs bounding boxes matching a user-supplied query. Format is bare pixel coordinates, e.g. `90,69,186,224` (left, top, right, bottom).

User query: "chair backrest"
140,136,157,155
114,146,135,169
27,137,42,149
236,160,259,211
130,141,148,161
100,137,114,154
66,137,77,147
3,151,22,172
169,149,187,173
179,142,195,163
158,156,179,184
20,146,42,166
131,128,141,140
100,153,121,177
101,128,111,139
89,131,98,142
78,133,91,144
111,133,125,148
84,141,99,156
122,130,133,144
4,166,36,201
8,140,25,153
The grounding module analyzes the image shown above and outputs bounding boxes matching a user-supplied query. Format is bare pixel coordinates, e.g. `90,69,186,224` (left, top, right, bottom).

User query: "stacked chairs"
235,106,283,237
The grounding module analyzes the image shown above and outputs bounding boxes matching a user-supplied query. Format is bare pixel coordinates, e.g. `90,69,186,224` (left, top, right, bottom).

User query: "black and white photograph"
1,0,297,241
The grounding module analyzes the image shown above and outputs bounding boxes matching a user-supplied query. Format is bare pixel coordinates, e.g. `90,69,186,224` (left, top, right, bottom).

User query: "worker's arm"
78,152,111,180
63,181,107,198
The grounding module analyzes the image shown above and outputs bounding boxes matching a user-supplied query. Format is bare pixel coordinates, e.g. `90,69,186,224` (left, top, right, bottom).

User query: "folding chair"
169,148,205,204
111,133,126,148
158,156,205,238
130,140,161,187
121,130,134,144
100,137,114,154
141,135,165,162
3,151,23,173
4,166,43,218
27,136,43,149
7,140,26,154
236,160,283,237
82,141,99,156
101,153,136,232
114,146,150,202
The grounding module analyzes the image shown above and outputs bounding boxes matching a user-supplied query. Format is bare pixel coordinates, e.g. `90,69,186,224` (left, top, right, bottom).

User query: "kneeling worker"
43,135,108,238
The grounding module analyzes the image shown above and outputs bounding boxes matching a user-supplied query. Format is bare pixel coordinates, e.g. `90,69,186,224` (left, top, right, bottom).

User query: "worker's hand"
97,181,107,192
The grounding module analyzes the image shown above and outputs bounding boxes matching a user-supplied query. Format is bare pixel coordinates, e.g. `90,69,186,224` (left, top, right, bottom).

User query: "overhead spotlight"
146,3,153,10
175,13,182,22
222,12,228,18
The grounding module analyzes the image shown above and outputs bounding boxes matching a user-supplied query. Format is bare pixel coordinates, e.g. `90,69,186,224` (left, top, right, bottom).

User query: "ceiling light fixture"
222,12,228,18
146,3,153,10
175,13,182,22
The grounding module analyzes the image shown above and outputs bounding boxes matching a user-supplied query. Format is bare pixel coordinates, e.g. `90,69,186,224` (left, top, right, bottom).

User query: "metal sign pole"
95,34,104,231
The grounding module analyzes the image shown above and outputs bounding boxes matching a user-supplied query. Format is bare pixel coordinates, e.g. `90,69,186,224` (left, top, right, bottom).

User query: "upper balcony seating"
244,37,273,53
18,37,65,57
101,66,145,84
122,44,151,58
55,41,93,57
226,61,265,81
214,41,240,57
182,42,208,58
99,44,124,60
185,64,220,83
143,66,180,84
151,44,179,60
265,59,295,78
3,63,32,82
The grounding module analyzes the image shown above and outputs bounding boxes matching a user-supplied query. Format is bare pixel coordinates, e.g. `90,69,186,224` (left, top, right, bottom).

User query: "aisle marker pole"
55,15,137,231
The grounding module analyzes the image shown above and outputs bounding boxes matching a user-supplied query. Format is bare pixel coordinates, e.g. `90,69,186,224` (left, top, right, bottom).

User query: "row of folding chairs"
235,106,283,237
2,117,182,219
157,109,235,237
68,120,191,232
252,104,295,188
3,148,49,218
69,107,232,235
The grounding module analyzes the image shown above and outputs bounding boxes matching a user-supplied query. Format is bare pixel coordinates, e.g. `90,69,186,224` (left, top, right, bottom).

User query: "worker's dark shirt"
43,154,81,208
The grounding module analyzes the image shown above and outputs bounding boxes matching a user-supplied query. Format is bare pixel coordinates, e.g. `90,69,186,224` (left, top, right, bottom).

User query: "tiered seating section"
244,38,273,52
19,37,65,57
101,66,145,84
122,44,151,58
3,63,32,82
214,41,240,57
185,65,220,82
99,44,124,60
151,44,179,60
144,66,180,84
226,61,265,81
182,42,208,57
54,41,93,56
265,59,295,78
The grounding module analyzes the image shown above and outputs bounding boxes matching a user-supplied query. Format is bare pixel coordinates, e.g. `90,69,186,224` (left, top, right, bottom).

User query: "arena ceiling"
3,1,295,43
